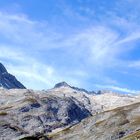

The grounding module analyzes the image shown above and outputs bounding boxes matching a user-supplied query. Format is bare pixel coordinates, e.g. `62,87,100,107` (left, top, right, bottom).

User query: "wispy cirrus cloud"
0,11,85,89
1,46,82,89
96,84,140,94
0,1,140,92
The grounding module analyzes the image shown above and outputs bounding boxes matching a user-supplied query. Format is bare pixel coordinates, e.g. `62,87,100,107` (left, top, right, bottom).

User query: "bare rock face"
0,85,138,140
0,76,139,140
0,88,91,140
50,84,136,114
0,63,25,89
54,81,70,88
54,82,95,94
49,102,140,140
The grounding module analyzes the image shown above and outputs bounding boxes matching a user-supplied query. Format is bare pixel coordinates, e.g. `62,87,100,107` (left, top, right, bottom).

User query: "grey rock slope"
49,102,140,140
54,82,95,94
0,63,25,89
0,80,139,140
50,83,136,114
0,88,91,140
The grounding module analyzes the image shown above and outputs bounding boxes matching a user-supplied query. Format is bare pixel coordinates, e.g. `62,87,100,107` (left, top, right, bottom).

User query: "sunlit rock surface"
0,82,139,140
49,102,140,140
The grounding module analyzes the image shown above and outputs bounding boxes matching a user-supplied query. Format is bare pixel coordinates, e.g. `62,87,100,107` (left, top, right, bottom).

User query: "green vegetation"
0,112,8,116
122,130,140,140
19,136,39,140
19,135,49,140
131,117,140,125
48,127,72,139
0,105,13,110
22,97,38,103
94,120,105,127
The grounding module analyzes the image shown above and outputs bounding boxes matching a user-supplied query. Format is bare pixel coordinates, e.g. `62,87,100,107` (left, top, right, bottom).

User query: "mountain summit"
54,81,71,88
54,81,96,94
0,63,25,89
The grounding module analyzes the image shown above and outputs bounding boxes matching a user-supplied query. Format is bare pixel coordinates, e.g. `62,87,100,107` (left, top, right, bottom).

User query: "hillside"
0,84,139,140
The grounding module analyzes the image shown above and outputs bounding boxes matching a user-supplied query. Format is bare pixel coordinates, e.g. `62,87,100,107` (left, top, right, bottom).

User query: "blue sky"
0,0,140,93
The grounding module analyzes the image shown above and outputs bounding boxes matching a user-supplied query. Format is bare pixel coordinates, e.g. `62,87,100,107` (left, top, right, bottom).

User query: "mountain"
54,81,96,94
52,82,135,114
0,88,91,140
0,63,25,89
0,82,138,140
54,81,71,88
0,64,139,140
49,102,140,140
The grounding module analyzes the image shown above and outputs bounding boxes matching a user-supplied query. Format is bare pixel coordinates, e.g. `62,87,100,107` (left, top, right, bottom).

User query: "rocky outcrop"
0,79,139,140
0,88,91,140
49,102,140,140
54,82,95,94
54,82,70,88
50,84,136,114
0,63,25,89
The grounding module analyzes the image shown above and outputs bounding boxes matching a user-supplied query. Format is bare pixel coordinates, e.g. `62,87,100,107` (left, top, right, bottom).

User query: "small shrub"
0,112,8,116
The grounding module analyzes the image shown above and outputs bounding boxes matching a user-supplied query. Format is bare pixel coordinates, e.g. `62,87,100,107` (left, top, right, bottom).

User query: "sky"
0,0,140,94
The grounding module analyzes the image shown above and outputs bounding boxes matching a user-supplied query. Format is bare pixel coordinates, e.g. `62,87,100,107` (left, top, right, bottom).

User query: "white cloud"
61,24,140,71
128,60,140,68
70,26,119,66
0,10,140,90
0,45,83,89
117,32,140,45
0,46,24,61
0,11,63,52
95,84,140,94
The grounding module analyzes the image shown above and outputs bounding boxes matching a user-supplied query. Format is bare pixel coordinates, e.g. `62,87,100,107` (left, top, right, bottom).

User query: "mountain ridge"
0,63,26,89
0,63,140,140
54,81,96,94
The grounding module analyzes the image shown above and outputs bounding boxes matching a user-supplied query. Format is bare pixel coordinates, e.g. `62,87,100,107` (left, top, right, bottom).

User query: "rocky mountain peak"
54,81,71,88
54,81,96,94
0,62,26,89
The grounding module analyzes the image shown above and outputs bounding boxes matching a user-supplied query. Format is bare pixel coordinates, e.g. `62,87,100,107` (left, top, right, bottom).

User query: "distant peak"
54,81,96,94
96,90,125,96
0,62,26,89
54,81,70,88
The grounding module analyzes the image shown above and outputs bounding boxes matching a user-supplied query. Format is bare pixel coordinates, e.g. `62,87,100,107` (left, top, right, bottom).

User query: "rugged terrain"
49,101,140,140
0,83,139,140
0,63,140,140
0,63,25,89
